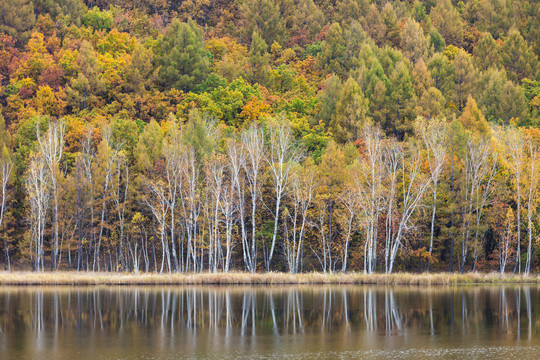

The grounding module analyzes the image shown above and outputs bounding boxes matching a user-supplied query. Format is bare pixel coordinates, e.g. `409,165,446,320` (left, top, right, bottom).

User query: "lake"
0,285,539,359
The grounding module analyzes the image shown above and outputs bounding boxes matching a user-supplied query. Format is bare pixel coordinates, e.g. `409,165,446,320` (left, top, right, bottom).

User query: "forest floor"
0,271,539,286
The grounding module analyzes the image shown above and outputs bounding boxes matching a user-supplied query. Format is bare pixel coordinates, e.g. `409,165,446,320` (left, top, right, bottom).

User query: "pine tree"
459,95,490,136
473,33,502,71
502,29,539,82
330,76,368,142
248,31,270,86
401,18,429,63
386,61,416,137
453,50,476,111
157,19,209,92
430,0,464,47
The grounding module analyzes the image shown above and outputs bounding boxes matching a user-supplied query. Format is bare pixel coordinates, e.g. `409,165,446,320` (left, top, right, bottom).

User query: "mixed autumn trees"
0,0,539,273
11,114,540,274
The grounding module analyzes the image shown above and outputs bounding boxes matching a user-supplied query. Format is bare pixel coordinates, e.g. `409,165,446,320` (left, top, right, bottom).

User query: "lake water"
0,285,539,359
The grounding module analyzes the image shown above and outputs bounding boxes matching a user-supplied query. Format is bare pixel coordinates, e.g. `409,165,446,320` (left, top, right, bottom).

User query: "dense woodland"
0,0,538,274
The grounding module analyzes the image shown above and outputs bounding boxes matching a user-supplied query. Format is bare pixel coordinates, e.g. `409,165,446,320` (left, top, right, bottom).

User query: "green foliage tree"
317,74,341,128
430,0,463,47
82,7,113,31
386,61,416,137
401,18,429,63
242,0,286,46
319,23,346,77
427,52,453,101
429,29,446,53
124,43,155,95
0,0,35,44
502,29,539,82
157,19,209,92
459,95,490,136
330,76,368,142
248,31,269,86
33,0,86,25
476,0,511,39
65,40,106,111
453,50,476,111
381,3,400,47
473,32,502,71
418,86,446,118
135,119,164,176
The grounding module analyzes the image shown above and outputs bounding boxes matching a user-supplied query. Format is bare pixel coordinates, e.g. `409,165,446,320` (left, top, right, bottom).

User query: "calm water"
0,285,539,359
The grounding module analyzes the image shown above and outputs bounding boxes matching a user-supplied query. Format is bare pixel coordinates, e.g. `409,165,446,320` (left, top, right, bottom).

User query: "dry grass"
0,271,539,286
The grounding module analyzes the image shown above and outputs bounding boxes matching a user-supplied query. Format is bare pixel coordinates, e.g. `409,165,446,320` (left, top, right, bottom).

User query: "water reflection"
0,286,539,359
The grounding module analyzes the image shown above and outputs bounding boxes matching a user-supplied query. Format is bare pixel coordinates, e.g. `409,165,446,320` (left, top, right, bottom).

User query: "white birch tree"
241,125,265,272
414,117,449,270
37,120,64,269
265,119,300,271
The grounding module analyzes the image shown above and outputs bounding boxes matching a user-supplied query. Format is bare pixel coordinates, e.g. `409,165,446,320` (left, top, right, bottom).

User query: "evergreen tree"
124,43,155,95
453,50,476,111
248,31,270,86
473,32,502,71
418,86,446,119
242,0,286,46
401,18,429,63
459,95,490,136
502,29,539,82
317,74,342,127
428,52,453,101
386,61,416,137
319,23,347,77
330,76,368,142
157,19,209,92
430,0,464,47
34,0,86,25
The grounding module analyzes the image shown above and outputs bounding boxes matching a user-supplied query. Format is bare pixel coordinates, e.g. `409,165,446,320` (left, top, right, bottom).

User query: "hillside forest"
0,0,539,274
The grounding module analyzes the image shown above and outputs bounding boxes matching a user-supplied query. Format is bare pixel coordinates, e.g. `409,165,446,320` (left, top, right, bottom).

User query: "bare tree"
80,128,95,271
37,120,65,269
26,153,50,271
163,122,183,271
524,138,539,275
471,141,497,271
241,125,265,273
265,119,300,271
178,146,201,272
498,127,525,273
414,117,449,270
205,153,225,272
227,139,248,270
145,178,170,273
460,136,497,273
93,128,119,271
112,151,130,271
220,163,237,273
312,198,336,273
382,138,401,274
354,125,385,274
339,181,358,272
385,140,431,274
499,209,515,274
284,161,316,273
0,146,12,269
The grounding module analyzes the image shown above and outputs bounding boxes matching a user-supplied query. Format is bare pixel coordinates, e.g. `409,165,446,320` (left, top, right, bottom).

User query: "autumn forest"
0,0,538,275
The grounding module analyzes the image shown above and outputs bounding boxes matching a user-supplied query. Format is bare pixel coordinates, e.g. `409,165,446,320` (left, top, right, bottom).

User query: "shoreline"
0,271,539,286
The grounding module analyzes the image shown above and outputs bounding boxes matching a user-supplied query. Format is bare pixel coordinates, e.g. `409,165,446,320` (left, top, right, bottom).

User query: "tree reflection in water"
0,286,539,358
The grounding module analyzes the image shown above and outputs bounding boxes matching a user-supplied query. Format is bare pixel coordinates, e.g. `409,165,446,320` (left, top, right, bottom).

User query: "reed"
0,271,539,286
